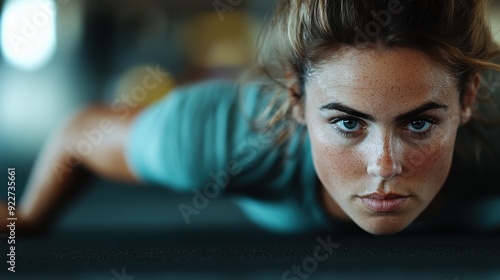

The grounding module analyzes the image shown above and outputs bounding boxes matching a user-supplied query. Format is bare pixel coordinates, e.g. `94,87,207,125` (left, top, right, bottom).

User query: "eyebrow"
319,101,449,122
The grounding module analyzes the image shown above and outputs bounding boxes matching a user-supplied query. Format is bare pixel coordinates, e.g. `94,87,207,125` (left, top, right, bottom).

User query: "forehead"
307,47,457,106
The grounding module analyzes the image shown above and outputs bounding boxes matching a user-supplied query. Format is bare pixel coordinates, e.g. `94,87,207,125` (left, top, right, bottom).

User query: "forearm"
16,105,140,232
18,126,92,230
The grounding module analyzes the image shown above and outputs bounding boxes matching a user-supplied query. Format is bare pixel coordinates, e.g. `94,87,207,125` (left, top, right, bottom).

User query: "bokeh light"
1,0,57,70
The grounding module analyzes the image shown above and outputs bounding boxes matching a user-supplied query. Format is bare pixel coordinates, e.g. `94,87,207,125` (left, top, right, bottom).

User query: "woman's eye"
406,120,432,132
330,118,364,138
338,119,360,131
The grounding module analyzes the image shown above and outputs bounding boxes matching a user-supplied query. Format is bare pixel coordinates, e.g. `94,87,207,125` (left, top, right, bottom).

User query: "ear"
459,72,480,126
286,71,306,125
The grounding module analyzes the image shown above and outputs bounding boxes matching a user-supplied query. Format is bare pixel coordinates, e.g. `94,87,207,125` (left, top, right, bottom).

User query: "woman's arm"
1,105,142,234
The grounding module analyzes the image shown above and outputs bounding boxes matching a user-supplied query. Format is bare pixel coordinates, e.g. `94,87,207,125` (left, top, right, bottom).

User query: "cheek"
307,120,365,187
404,131,456,179
401,141,455,212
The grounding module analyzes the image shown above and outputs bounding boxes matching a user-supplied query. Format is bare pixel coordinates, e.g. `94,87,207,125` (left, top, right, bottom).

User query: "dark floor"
1,228,500,280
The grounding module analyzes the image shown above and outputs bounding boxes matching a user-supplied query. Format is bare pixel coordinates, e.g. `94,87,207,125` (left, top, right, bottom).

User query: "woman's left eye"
405,120,433,133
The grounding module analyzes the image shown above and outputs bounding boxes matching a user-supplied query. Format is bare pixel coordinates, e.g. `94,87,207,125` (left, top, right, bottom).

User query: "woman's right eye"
338,119,359,130
330,117,364,138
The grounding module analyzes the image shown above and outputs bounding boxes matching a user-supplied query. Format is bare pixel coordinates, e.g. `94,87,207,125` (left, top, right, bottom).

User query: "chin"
355,216,414,235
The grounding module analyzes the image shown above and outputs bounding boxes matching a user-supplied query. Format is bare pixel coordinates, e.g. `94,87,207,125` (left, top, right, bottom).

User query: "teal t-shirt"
125,80,332,233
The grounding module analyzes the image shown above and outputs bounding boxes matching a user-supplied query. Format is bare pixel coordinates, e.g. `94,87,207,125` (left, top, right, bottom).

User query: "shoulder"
125,79,273,189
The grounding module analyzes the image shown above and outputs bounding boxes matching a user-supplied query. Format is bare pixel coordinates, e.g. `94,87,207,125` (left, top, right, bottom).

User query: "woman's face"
304,47,470,234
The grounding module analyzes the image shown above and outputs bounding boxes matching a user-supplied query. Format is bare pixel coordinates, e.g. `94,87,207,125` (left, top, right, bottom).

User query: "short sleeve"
124,80,265,192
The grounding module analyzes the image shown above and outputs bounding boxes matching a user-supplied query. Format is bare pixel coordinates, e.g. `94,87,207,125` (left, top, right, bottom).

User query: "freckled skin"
303,47,470,235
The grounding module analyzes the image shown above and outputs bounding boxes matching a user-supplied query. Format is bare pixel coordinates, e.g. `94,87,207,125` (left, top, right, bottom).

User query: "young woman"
3,0,500,235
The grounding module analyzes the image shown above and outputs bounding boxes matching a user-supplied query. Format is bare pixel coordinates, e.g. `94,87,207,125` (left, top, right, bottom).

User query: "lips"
359,192,410,213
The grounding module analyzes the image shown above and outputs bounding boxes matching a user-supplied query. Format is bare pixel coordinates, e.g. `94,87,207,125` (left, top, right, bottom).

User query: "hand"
0,202,9,242
0,200,9,235
0,200,46,237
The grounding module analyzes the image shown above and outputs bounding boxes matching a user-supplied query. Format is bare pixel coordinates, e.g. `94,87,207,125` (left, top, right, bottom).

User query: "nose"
366,134,402,180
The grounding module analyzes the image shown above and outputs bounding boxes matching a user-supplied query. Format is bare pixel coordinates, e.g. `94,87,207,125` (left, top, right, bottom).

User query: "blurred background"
0,1,500,279
0,0,272,162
